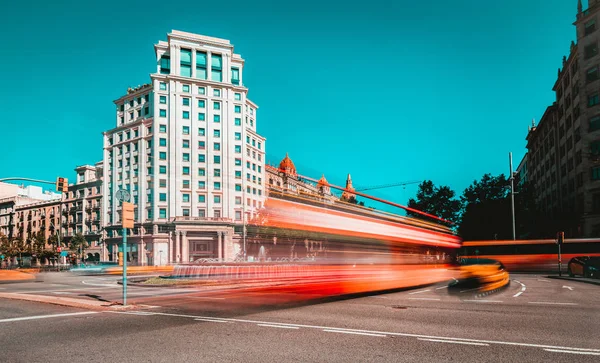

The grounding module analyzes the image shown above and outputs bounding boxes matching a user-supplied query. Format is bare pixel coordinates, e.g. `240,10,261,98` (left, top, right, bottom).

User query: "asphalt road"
1,273,599,362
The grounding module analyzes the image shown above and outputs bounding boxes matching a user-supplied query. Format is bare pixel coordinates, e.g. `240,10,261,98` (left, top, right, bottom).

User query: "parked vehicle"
568,256,600,278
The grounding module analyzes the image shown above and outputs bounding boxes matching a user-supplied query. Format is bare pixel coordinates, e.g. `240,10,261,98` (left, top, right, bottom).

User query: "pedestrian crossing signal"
55,177,68,193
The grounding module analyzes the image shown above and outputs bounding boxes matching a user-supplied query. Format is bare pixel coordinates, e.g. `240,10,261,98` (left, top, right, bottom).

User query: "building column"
175,231,181,263
181,231,188,263
218,231,222,261
223,231,229,261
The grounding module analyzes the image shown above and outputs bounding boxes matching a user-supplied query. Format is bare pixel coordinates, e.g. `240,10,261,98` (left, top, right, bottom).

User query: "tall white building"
102,30,266,265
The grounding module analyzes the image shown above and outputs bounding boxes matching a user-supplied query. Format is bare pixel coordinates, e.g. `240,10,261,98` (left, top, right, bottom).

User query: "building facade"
102,30,266,265
525,0,600,236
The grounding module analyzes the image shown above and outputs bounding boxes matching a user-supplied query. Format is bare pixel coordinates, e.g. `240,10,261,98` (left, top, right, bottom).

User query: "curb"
546,276,600,286
0,292,146,311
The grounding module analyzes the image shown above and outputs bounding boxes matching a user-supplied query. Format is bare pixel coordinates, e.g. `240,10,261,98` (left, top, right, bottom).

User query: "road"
0,273,599,362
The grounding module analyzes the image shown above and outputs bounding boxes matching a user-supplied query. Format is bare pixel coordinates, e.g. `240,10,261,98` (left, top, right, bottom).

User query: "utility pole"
509,152,516,240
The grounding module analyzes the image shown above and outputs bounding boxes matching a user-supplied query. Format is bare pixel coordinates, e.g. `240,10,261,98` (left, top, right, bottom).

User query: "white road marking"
81,281,119,287
408,289,431,295
118,311,155,316
537,279,551,283
409,298,441,301
125,312,600,353
418,338,489,346
324,329,386,337
258,324,299,329
562,286,573,291
369,296,390,299
51,291,74,295
435,285,448,290
0,311,98,323
528,302,578,306
544,349,600,356
195,318,232,323
463,300,503,303
459,287,480,293
513,280,526,297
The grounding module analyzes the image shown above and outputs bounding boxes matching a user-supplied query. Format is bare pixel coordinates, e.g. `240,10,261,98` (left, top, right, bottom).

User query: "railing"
173,216,232,222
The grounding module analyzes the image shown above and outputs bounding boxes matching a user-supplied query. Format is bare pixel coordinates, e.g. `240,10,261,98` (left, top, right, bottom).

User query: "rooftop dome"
279,153,297,175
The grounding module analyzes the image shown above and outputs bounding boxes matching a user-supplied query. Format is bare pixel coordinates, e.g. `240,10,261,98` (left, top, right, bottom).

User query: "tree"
459,174,512,240
406,180,461,225
69,233,88,262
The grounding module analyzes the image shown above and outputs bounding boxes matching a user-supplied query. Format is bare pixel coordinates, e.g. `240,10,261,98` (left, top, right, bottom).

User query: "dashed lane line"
513,280,526,297
0,312,98,323
408,289,431,295
463,300,503,303
119,311,600,353
258,324,299,329
195,318,233,323
528,302,578,306
418,338,489,346
408,298,441,301
544,349,600,356
324,329,387,337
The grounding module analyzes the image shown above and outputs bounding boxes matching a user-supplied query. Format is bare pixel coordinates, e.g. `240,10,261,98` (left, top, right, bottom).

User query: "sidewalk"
0,270,36,283
546,275,600,286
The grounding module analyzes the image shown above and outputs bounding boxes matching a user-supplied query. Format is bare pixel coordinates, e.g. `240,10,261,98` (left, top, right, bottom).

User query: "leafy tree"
461,174,509,207
69,233,88,261
406,180,461,225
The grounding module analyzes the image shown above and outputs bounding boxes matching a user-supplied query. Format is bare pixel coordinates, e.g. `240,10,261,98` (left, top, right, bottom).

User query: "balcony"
173,216,232,223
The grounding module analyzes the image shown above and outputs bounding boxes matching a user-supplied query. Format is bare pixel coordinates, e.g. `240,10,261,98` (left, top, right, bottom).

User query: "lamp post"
509,152,517,241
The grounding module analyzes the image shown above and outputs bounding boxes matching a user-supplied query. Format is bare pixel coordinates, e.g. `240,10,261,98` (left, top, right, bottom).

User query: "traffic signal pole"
122,226,127,306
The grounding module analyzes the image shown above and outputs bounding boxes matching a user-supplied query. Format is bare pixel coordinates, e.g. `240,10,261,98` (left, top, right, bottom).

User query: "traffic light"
55,177,68,193
557,231,565,245
122,202,134,229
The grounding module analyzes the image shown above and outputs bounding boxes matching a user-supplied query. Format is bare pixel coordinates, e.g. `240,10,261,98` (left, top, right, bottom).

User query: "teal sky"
0,0,578,209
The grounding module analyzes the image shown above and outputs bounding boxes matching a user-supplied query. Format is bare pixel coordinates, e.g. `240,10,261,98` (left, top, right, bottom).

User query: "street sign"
60,251,68,257
115,189,130,203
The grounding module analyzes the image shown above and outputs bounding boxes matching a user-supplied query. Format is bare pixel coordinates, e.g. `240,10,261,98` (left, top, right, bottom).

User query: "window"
183,140,189,148
587,67,599,82
199,128,205,136
198,168,205,176
214,115,220,123
231,67,240,85
589,93,599,107
198,87,205,95
214,155,221,164
180,49,192,77
246,136,250,143
258,166,261,173
213,169,221,177
159,193,166,202
214,130,221,138
183,153,190,162
183,180,190,189
235,184,242,191
159,82,167,90
183,111,190,119
234,105,241,113
198,100,205,108
182,208,190,217
593,167,600,180
160,54,170,74
159,208,166,219
252,139,256,147
591,115,600,131
592,140,600,156
214,195,221,204
159,124,167,133
235,132,241,140
585,43,598,59
199,181,206,189
198,113,205,121
235,118,241,126
159,166,166,174
198,209,206,217
198,141,205,149
235,170,241,179
159,151,167,160
213,102,220,110
183,126,190,135
182,84,190,93
196,51,207,80
235,145,241,153
235,197,242,205
182,194,190,203
214,143,221,151
198,154,205,163
198,195,206,203
160,109,166,117
183,98,190,106
234,93,241,101
211,54,222,82
159,95,166,104
213,89,221,97
159,179,167,187
159,138,167,146
235,158,242,166
214,182,221,190
586,19,597,36
183,166,190,175
258,142,262,150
